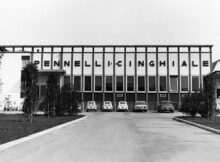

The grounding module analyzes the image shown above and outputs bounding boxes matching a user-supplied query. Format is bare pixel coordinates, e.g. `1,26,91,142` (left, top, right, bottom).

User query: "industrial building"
0,45,213,110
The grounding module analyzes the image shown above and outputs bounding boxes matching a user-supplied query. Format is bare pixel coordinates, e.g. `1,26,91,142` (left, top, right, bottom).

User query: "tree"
180,73,216,119
69,86,81,115
0,49,4,96
203,73,216,119
58,84,80,115
46,73,59,117
180,90,205,117
59,84,72,115
23,63,38,122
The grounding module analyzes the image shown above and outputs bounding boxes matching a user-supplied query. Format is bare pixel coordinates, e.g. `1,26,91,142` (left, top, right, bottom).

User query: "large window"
116,76,123,91
216,79,220,98
170,76,178,91
106,76,113,91
138,76,145,91
73,76,81,91
20,70,25,98
149,76,156,91
127,76,134,92
40,85,47,98
192,76,199,92
64,75,70,85
181,76,188,91
95,76,102,91
84,76,92,91
159,76,167,91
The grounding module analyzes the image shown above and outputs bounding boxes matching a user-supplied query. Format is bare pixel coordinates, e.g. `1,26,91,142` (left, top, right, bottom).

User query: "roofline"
0,45,214,48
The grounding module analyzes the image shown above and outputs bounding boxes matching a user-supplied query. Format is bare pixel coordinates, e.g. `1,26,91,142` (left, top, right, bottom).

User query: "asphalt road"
1,111,220,162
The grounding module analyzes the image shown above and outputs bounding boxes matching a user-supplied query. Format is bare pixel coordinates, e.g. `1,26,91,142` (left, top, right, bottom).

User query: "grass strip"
178,116,220,130
0,114,84,144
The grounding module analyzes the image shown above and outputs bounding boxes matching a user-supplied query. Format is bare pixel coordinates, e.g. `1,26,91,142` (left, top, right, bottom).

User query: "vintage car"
86,101,97,112
4,96,18,111
117,101,129,112
134,101,148,112
157,101,174,113
102,101,113,111
77,102,82,112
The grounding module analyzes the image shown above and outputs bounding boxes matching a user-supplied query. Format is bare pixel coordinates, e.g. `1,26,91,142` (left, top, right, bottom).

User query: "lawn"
178,116,220,130
0,114,84,144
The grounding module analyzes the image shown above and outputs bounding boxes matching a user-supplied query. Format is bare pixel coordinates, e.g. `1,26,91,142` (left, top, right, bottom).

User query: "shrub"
203,73,216,119
23,63,38,122
59,85,80,115
46,73,60,117
180,92,204,117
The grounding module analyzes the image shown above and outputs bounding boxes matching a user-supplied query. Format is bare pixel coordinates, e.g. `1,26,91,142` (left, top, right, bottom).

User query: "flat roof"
0,45,214,48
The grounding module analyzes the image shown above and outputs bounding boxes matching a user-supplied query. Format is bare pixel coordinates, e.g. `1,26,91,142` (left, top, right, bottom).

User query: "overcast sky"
1,0,219,61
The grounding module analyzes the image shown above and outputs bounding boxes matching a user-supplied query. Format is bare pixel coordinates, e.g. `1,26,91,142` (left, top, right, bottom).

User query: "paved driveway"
1,111,220,162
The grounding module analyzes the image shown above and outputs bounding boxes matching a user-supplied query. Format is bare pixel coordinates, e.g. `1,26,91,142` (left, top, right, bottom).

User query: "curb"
0,116,87,152
173,117,220,135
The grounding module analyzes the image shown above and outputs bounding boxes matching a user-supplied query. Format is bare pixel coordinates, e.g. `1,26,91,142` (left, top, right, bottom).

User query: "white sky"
1,0,220,61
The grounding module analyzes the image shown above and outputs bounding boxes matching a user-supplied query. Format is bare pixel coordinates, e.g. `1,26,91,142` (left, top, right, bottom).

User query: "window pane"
74,76,81,91
37,85,39,101
20,70,25,94
217,89,220,98
149,76,156,91
95,76,102,91
170,76,178,91
40,85,47,97
192,76,199,92
159,76,166,91
181,76,188,91
85,76,91,91
138,76,145,91
127,76,134,91
116,76,123,91
216,79,220,88
106,76,112,91
64,76,70,85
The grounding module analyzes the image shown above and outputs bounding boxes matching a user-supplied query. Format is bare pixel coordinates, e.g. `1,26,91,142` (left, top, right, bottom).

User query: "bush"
181,73,216,119
23,63,38,122
203,74,216,119
46,73,60,117
180,92,204,117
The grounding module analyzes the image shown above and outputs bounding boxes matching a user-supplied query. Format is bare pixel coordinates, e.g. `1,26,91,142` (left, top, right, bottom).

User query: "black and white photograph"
0,0,220,162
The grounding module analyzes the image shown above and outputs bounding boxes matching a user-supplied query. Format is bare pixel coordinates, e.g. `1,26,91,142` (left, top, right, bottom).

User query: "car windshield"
104,101,111,105
120,101,126,104
162,101,171,105
88,101,95,105
135,101,146,105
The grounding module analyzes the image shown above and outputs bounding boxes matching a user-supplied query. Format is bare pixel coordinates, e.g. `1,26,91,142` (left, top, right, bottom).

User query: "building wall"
0,45,212,110
30,46,212,110
0,52,30,110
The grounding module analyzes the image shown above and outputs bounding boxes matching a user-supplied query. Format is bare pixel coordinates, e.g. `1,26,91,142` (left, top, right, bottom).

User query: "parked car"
86,101,97,112
77,102,82,112
134,101,148,112
4,96,18,111
102,101,113,111
158,101,174,113
117,101,128,112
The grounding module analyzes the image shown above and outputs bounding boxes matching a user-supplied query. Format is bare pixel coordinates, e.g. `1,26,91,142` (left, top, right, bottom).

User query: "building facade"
0,45,213,110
